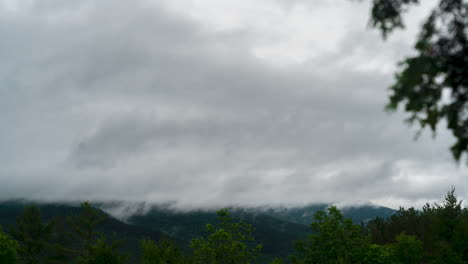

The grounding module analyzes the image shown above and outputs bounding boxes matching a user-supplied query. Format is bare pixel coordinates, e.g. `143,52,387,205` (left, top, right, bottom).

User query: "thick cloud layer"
0,0,466,209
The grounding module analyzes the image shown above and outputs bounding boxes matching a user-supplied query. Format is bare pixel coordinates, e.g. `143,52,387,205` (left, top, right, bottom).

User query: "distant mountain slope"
128,207,310,258
0,201,396,263
251,204,396,226
340,205,396,223
0,201,172,263
126,204,395,259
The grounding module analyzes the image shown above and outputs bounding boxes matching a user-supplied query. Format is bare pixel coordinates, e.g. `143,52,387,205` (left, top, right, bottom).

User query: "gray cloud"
0,0,465,210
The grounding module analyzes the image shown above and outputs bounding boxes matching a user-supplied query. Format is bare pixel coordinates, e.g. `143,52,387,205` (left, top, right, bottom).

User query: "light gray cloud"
0,0,465,210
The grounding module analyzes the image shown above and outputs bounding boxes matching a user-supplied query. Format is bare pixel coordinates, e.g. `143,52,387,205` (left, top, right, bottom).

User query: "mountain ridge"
0,200,396,263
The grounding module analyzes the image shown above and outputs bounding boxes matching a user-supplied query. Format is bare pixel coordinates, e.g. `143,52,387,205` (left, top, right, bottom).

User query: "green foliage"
269,257,284,264
430,188,467,264
392,233,423,264
367,0,468,161
366,188,468,263
0,195,465,264
140,237,187,264
68,201,106,262
128,206,310,259
430,240,465,264
370,0,419,38
0,226,19,264
85,236,128,264
363,244,394,264
433,187,464,240
292,206,369,264
70,202,105,248
67,202,130,264
10,205,54,264
190,209,262,264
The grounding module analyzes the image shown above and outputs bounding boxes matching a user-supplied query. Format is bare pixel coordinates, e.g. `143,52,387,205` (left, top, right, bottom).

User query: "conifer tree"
68,202,128,264
292,206,369,264
190,209,262,264
86,236,128,264
141,237,187,264
10,205,54,264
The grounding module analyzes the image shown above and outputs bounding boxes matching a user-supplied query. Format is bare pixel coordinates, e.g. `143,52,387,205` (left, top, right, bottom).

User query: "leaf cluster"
368,0,468,161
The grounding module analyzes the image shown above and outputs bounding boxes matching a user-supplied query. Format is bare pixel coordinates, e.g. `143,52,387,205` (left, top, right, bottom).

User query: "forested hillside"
0,189,466,263
0,202,172,263
0,201,394,262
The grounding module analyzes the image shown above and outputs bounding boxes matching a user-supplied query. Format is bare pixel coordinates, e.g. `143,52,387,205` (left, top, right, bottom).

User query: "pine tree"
10,205,54,264
141,237,187,264
190,209,262,264
292,206,369,264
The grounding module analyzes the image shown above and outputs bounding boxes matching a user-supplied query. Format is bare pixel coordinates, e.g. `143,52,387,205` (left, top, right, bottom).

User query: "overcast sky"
0,0,466,210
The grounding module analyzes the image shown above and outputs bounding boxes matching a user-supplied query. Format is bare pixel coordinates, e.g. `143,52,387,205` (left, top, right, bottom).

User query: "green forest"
0,188,466,264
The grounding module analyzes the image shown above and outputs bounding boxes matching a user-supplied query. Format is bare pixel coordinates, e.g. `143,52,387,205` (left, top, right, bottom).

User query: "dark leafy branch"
367,0,468,162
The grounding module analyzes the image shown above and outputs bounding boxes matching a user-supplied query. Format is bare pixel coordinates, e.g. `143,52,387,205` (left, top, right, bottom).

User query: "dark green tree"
431,240,465,264
269,258,284,264
452,207,468,262
68,202,128,264
47,215,77,264
392,233,423,264
433,187,464,241
86,236,128,264
10,205,54,264
190,209,262,264
68,202,105,263
292,206,369,264
0,226,19,264
141,237,187,264
365,0,468,161
363,244,394,264
365,188,467,263
431,187,467,264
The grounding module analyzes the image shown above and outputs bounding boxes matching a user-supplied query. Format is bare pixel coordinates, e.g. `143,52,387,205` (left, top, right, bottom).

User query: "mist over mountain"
123,202,395,258
92,200,396,223
0,200,395,262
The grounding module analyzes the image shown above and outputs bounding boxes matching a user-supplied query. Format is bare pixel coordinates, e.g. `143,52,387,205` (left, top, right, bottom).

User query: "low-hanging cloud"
0,0,466,210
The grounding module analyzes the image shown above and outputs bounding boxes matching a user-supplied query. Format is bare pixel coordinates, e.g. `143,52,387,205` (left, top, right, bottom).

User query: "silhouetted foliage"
10,205,54,264
68,202,106,263
66,202,129,264
85,235,128,264
366,0,468,161
369,0,419,38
